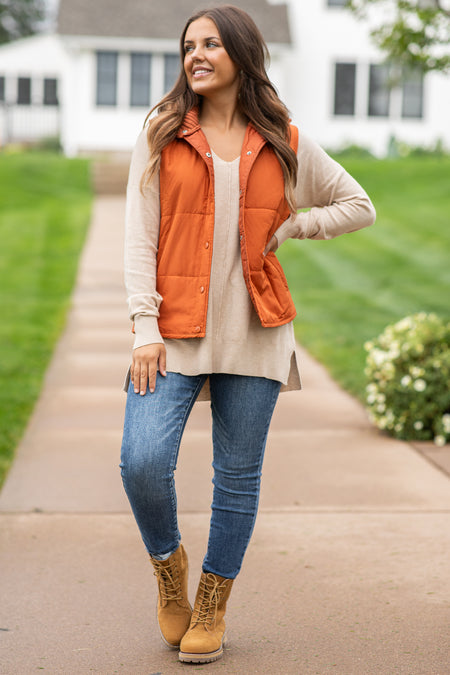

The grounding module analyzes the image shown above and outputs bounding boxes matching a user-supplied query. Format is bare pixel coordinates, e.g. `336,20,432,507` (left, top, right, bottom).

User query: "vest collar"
176,107,202,138
176,106,267,154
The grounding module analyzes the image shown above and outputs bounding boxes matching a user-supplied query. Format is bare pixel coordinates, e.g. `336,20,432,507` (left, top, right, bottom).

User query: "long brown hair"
142,4,298,212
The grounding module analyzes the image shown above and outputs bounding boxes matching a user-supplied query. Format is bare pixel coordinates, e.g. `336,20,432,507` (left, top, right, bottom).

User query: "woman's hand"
263,234,278,257
131,343,167,395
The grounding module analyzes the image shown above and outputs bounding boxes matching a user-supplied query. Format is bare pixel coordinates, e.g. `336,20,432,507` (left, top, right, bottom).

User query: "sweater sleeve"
274,132,376,246
124,128,164,350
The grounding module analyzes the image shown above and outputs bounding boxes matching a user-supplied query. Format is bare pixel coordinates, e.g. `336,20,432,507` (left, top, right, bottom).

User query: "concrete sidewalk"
1,197,449,675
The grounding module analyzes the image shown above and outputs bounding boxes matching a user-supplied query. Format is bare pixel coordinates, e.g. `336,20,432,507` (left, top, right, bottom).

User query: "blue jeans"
120,372,281,579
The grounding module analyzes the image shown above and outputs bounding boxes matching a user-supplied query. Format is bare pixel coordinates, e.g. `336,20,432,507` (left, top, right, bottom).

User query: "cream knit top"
124,128,376,399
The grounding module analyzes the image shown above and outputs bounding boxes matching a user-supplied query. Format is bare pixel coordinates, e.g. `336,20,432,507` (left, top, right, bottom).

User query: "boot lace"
152,560,183,602
192,573,229,626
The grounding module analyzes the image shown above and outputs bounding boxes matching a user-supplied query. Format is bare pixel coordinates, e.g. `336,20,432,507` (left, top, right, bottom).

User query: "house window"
164,54,180,93
96,51,118,106
130,53,151,107
334,63,356,115
0,76,4,102
43,78,58,106
368,64,390,117
17,77,31,105
402,68,423,119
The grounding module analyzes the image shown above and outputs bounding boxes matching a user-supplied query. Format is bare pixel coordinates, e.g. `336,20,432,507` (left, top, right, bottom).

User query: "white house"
0,0,449,156
284,0,450,154
0,33,67,145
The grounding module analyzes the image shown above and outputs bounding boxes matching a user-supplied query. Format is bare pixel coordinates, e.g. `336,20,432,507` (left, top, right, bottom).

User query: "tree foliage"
348,0,450,73
0,0,46,44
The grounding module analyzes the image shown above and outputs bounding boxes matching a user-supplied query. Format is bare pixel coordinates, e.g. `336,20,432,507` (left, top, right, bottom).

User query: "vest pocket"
262,252,290,292
248,253,296,325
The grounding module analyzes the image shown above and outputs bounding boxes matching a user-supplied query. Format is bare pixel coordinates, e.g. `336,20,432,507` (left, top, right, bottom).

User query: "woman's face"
183,17,240,100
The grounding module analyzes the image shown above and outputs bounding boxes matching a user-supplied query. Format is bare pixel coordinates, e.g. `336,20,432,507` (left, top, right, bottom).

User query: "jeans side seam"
165,375,208,549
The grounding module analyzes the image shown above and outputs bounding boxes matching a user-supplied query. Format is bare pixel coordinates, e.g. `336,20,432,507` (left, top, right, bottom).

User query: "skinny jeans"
120,372,281,579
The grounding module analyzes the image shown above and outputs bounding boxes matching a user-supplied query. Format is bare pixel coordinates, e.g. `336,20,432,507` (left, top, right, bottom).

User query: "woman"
121,4,375,665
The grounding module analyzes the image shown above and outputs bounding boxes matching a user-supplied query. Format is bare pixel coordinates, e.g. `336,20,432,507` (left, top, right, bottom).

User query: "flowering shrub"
364,313,450,445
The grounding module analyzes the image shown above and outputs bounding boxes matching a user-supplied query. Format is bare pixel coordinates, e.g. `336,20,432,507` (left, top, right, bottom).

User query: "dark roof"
57,0,291,44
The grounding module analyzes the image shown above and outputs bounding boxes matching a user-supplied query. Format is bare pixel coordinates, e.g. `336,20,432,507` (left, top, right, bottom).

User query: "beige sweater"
124,128,376,397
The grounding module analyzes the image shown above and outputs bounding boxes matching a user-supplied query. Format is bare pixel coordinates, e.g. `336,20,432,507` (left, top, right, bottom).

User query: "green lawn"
278,155,450,399
0,151,448,487
0,151,92,487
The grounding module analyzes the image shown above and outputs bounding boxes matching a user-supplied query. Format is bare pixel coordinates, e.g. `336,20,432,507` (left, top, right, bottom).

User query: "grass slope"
0,152,92,487
278,156,450,398
0,152,448,486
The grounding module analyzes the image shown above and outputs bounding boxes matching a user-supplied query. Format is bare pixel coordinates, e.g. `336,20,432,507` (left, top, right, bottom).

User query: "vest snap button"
206,152,212,157
194,325,201,332
182,129,187,134
247,151,252,155
204,241,209,249
200,286,205,293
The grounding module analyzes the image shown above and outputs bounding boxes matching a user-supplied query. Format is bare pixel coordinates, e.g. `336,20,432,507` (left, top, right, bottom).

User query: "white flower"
401,375,411,387
443,415,450,433
367,394,376,404
377,403,386,413
387,341,400,359
434,435,446,447
410,366,425,378
413,421,424,431
395,317,413,331
371,349,388,367
364,341,374,352
386,410,395,425
381,362,395,379
413,379,427,392
394,423,403,432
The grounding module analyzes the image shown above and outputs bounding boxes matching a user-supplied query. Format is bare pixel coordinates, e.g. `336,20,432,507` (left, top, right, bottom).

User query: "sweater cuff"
274,213,307,247
273,217,293,247
132,315,164,350
277,211,322,245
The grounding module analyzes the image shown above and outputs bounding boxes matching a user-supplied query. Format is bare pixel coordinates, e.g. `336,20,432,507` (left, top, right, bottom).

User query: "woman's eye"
184,41,219,53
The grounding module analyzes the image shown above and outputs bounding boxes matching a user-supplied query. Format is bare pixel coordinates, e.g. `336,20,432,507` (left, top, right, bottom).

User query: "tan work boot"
178,571,234,663
150,543,192,649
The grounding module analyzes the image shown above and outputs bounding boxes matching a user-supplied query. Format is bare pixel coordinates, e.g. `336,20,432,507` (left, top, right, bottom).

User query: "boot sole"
160,631,180,650
156,604,192,651
178,634,226,663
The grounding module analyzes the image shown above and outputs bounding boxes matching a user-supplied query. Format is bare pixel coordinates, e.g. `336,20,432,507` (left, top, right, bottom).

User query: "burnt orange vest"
157,108,298,338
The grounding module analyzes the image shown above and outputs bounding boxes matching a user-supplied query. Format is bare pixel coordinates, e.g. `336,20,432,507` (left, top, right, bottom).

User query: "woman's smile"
192,66,213,79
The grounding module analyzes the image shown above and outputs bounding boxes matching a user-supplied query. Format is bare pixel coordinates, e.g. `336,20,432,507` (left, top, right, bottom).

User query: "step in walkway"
1,197,449,675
